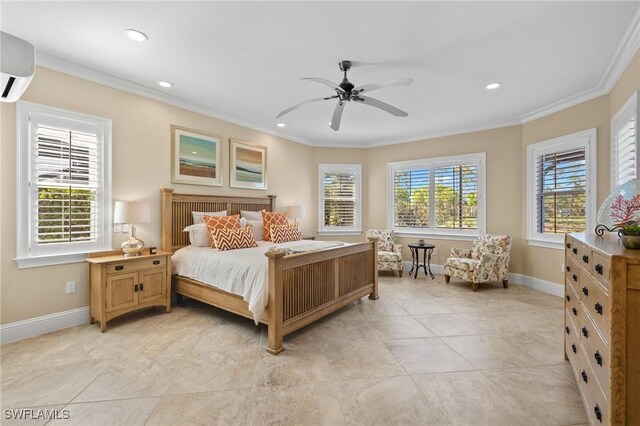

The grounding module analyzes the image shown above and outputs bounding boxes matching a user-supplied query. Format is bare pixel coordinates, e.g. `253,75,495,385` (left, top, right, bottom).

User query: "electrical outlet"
65,281,76,294
114,223,122,233
561,263,565,273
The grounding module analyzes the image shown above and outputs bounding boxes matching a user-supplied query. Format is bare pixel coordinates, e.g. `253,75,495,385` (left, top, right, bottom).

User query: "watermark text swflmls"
4,408,70,420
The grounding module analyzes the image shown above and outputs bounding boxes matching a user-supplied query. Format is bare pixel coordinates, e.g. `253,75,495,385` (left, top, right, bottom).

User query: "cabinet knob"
582,286,589,296
595,264,603,275
594,302,603,315
581,370,588,383
572,307,577,316
566,243,571,249
594,405,602,422
565,326,570,335
572,274,578,282
134,284,139,292
153,260,160,265
571,343,577,354
582,326,589,338
572,248,578,254
140,283,144,291
582,255,589,264
566,265,571,272
115,265,124,271
566,295,571,302
594,351,602,366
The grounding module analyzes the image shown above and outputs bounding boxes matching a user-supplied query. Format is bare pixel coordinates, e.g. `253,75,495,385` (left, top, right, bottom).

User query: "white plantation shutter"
17,103,112,265
318,164,362,233
434,164,478,230
535,148,586,235
393,168,430,228
612,93,638,188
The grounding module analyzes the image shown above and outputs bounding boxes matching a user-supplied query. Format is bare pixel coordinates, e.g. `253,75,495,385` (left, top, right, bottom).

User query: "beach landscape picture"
171,126,222,186
231,141,267,189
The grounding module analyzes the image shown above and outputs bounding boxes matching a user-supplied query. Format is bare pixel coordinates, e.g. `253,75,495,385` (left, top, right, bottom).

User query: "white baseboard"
0,306,90,344
402,261,563,297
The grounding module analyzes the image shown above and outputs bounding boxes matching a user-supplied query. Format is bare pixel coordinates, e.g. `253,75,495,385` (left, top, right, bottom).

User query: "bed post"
367,236,379,300
160,188,174,252
265,250,286,355
267,194,277,212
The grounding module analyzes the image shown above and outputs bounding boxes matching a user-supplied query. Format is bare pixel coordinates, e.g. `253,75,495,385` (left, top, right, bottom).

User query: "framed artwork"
171,125,222,186
230,140,267,190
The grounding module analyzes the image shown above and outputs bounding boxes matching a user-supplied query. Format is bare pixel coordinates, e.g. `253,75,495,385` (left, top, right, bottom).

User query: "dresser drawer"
591,252,610,289
567,239,589,266
577,346,609,426
565,309,580,360
583,278,610,344
106,257,167,275
580,313,610,400
566,258,583,297
565,283,581,332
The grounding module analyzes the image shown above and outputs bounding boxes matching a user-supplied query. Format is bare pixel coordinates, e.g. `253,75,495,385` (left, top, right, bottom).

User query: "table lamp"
286,205,305,223
114,201,150,257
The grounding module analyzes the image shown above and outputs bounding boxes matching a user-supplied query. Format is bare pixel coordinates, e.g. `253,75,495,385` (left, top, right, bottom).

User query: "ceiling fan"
277,60,413,131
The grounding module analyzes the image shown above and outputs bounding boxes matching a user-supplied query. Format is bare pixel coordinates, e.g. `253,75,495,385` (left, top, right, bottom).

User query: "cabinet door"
106,272,139,312
138,268,167,305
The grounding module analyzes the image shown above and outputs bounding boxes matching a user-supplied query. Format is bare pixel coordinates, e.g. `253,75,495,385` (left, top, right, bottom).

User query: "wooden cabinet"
87,250,172,331
565,233,640,425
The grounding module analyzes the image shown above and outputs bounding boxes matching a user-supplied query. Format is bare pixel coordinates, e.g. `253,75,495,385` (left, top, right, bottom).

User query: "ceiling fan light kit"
277,60,413,131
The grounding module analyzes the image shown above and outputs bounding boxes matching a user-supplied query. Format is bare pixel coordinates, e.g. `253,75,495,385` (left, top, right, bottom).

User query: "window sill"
317,230,362,236
393,231,479,242
15,252,89,269
526,239,564,250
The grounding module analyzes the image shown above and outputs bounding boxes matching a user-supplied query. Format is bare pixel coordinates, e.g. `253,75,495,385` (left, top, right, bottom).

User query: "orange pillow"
213,227,258,251
262,211,289,241
271,224,302,243
203,214,241,248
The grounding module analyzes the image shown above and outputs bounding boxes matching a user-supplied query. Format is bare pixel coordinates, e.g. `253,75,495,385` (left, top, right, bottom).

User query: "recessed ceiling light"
276,123,286,127
124,29,148,42
191,151,198,154
486,82,501,90
158,81,173,88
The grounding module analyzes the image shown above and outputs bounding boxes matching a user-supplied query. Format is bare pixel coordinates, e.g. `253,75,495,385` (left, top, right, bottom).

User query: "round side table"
408,243,435,279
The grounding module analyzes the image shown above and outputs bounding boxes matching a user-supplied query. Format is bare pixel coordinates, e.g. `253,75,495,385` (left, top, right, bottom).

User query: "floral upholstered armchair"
366,229,403,277
444,234,512,292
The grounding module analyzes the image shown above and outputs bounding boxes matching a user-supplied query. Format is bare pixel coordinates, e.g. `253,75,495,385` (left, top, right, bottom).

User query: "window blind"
535,148,586,235
323,170,357,227
613,111,637,188
434,164,478,230
33,124,100,246
393,168,430,228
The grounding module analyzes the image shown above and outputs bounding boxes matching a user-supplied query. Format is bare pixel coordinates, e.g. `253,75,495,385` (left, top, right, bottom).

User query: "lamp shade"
114,201,150,224
286,205,305,220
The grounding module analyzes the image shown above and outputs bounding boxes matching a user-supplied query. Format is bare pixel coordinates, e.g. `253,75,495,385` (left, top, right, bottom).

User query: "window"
16,102,112,268
611,91,638,189
318,164,362,234
527,128,596,249
388,153,486,238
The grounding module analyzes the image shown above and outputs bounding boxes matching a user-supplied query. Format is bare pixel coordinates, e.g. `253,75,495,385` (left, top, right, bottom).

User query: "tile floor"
1,274,588,426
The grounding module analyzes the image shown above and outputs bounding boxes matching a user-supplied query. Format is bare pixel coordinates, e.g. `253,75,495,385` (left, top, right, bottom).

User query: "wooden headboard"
160,188,276,252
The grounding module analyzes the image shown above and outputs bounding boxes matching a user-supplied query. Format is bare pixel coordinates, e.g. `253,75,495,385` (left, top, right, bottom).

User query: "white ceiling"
2,1,638,147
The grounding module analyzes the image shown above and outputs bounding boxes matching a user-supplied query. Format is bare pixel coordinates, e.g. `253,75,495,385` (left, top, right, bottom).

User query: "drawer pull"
594,351,602,366
134,284,139,292
582,254,589,264
571,343,577,354
115,265,124,271
140,283,144,291
566,265,571,272
581,370,588,383
572,274,578,282
572,248,578,254
594,405,602,423
594,302,603,315
565,326,570,335
582,286,589,296
582,326,589,338
572,307,577,316
566,243,571,249
566,295,571,302
595,264,603,275
153,260,161,265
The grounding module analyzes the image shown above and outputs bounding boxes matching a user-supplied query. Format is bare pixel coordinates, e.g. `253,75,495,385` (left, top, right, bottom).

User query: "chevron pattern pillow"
204,214,241,248
271,223,302,243
262,211,289,241
212,227,258,251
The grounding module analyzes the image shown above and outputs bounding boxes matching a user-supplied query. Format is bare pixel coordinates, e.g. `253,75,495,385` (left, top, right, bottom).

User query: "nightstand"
302,236,316,240
86,250,172,332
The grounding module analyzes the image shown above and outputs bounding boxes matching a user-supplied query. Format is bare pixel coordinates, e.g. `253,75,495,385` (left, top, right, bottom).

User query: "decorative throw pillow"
183,223,209,247
203,214,241,248
212,227,258,251
192,210,227,224
244,219,264,241
262,211,289,241
240,210,264,220
271,224,302,243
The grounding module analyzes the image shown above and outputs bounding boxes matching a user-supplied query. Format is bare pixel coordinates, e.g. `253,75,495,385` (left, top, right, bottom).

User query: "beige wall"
0,67,315,324
610,51,640,116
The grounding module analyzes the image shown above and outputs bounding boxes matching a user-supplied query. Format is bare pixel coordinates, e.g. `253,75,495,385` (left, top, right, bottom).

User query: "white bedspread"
171,240,346,323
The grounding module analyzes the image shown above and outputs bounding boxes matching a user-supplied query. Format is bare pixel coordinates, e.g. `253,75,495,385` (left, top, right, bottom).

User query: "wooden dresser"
565,233,640,425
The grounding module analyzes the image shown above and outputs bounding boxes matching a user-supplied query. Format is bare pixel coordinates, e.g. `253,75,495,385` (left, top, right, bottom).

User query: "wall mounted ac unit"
1,31,35,103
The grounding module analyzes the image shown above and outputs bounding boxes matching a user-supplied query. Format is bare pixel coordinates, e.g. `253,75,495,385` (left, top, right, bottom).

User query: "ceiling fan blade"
354,95,408,117
353,78,414,94
330,101,346,131
302,77,344,92
276,95,338,118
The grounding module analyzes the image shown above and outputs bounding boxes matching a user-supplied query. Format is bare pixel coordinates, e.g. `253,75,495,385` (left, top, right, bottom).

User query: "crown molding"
35,52,313,147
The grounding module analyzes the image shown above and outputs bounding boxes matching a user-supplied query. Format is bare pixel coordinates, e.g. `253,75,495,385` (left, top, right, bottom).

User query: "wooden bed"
160,188,378,355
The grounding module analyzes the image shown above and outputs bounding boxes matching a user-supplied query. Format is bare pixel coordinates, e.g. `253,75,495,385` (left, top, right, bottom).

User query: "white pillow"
192,210,227,224
240,210,263,220
183,223,209,247
245,219,264,241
